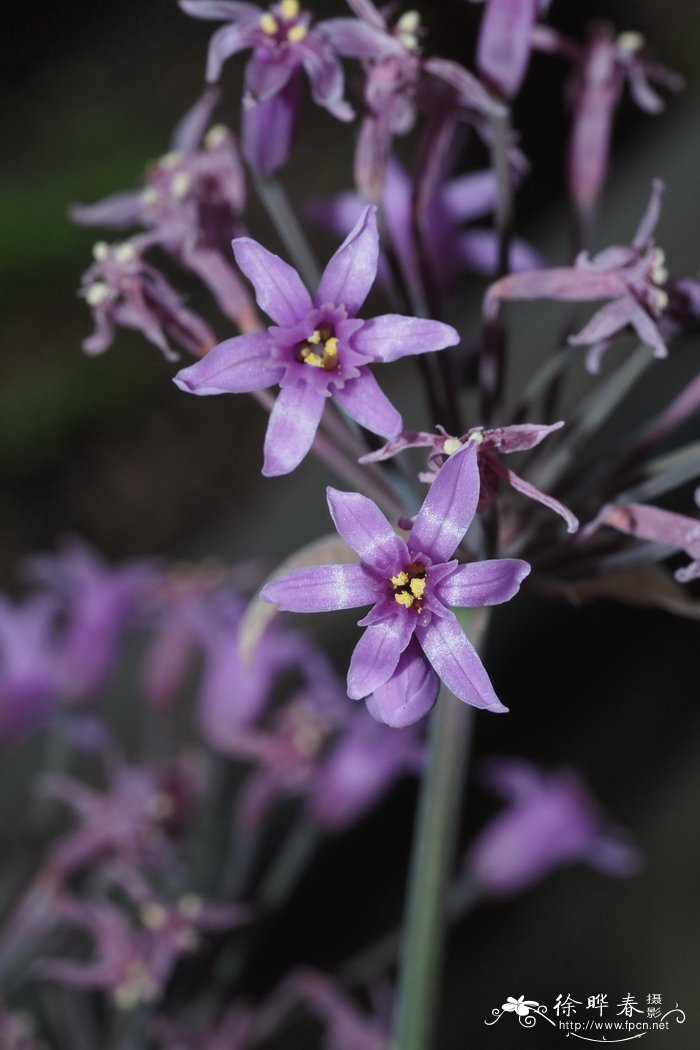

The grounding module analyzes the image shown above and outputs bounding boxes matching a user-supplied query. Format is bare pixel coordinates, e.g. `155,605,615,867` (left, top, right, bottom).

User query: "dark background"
1,1,699,1046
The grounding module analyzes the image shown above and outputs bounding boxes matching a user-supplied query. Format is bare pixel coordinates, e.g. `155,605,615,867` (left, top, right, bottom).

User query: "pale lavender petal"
497,464,579,532
261,564,378,612
353,315,459,363
346,614,413,700
179,1,261,19
476,0,539,98
458,230,545,275
319,18,400,58
416,614,507,712
626,300,668,358
632,178,665,248
205,22,254,82
245,52,294,104
173,332,278,394
262,381,326,476
437,559,530,608
316,205,378,315
299,35,354,121
485,267,628,320
333,371,402,438
568,297,636,349
410,442,480,562
365,640,439,727
233,238,312,326
423,57,500,116
242,72,301,174
171,86,221,152
335,0,385,32
440,170,497,223
326,488,406,571
70,191,142,229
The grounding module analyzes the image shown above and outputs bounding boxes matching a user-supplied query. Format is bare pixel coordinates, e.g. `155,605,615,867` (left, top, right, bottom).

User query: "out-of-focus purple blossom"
25,539,154,702
175,206,459,475
152,1005,257,1050
585,501,700,584
0,596,60,744
291,969,389,1050
72,90,259,333
485,180,673,371
321,3,497,200
472,0,553,99
180,0,354,172
77,237,216,360
565,25,683,222
0,1007,48,1050
362,423,579,534
309,708,423,830
464,758,642,897
310,160,543,303
262,443,530,719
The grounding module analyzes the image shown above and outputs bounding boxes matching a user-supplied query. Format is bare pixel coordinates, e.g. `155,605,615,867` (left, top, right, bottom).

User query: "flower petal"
262,381,326,476
70,191,143,229
316,205,378,315
416,614,507,712
332,371,402,438
233,237,312,326
174,332,279,394
347,613,413,700
261,564,378,612
353,314,459,363
365,639,439,727
205,22,254,82
437,559,530,608
410,442,480,562
326,488,407,571
298,35,353,121
241,72,301,174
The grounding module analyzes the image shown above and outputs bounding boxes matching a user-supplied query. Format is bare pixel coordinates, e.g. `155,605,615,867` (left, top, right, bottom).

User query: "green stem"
391,610,486,1050
253,173,322,291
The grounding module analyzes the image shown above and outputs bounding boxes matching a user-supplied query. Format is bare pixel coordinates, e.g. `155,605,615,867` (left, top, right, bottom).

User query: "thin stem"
391,609,486,1050
253,173,322,291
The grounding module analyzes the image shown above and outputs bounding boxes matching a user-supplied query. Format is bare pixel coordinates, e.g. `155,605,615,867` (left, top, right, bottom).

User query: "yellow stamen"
114,242,136,264
391,571,409,587
160,151,183,169
307,329,322,344
140,902,167,929
303,352,323,367
467,430,485,444
398,31,419,51
651,249,668,285
397,10,420,31
179,893,203,918
280,0,300,17
409,576,426,599
288,23,307,43
617,31,644,52
443,436,462,456
205,124,229,149
394,591,415,608
171,171,192,198
92,241,109,262
260,12,279,34
324,336,338,356
86,282,110,306
653,288,669,311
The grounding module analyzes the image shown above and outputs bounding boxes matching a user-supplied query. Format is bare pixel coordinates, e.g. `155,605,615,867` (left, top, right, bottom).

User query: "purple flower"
289,969,389,1050
174,205,459,475
310,160,543,303
362,422,578,534
464,758,642,897
0,596,60,744
586,501,700,584
180,0,353,172
485,180,672,370
262,443,530,718
472,0,552,99
72,90,258,332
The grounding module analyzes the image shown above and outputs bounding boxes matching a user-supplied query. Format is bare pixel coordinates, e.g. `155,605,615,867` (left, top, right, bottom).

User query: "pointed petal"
233,237,312,326
346,614,413,699
457,231,545,276
476,0,539,99
485,267,627,321
333,371,402,438
316,205,378,315
241,73,301,173
261,564,378,611
319,18,401,58
365,639,439,727
171,87,221,152
179,1,261,20
326,488,406,571
416,614,507,712
69,191,142,229
173,332,279,394
205,22,255,82
298,36,353,121
626,301,668,358
245,52,294,104
353,314,460,363
262,381,326,476
631,178,665,248
410,442,480,562
497,463,579,532
436,559,530,608
440,170,497,223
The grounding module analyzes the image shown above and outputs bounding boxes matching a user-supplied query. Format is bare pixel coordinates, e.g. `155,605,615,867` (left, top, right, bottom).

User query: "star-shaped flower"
261,443,530,723
502,995,540,1016
174,205,459,476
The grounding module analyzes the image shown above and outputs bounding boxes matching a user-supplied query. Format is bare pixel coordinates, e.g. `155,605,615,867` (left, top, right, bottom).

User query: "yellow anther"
324,336,339,356
397,10,420,31
86,282,110,306
391,571,409,587
304,352,323,367
140,902,168,929
651,249,668,285
205,124,229,149
92,241,109,261
409,576,426,599
443,437,462,456
178,893,203,918
617,31,644,52
654,288,669,311
114,242,136,264
394,591,415,608
260,12,279,33
467,430,485,444
398,31,419,51
288,23,308,42
140,187,160,206
280,0,300,17
307,329,322,344
160,151,183,169
171,171,192,198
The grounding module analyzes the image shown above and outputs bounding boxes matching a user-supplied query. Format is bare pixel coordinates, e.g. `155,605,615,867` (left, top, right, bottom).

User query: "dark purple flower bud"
464,758,642,897
0,596,60,745
587,501,700,584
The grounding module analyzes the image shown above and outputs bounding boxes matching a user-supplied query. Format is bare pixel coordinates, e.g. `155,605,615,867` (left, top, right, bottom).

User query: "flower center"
296,325,339,370
390,561,427,610
259,1,308,44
